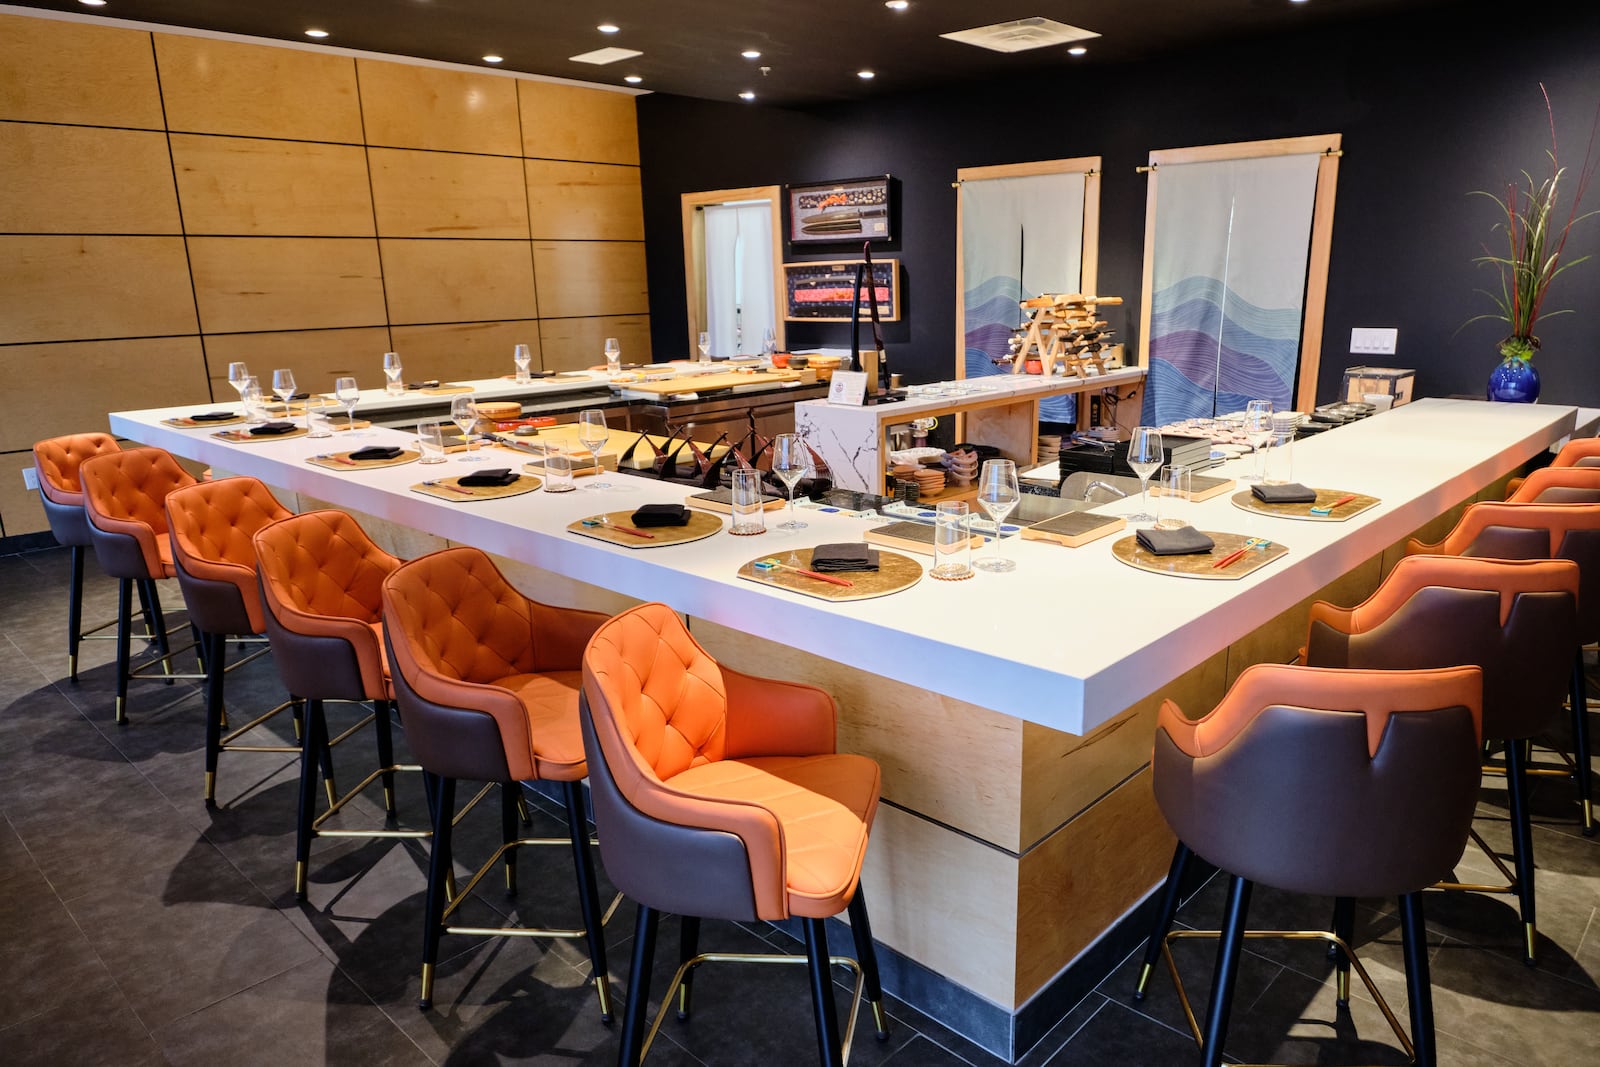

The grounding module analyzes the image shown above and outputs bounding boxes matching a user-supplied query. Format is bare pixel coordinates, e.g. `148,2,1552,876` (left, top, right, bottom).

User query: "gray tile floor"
1,545,1596,1065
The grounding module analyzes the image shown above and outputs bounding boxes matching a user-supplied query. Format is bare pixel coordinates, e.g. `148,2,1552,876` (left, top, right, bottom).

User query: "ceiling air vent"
569,47,644,65
940,17,1099,54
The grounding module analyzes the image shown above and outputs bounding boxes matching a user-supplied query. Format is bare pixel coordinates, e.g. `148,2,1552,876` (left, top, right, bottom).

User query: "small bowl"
788,355,810,369
771,353,791,369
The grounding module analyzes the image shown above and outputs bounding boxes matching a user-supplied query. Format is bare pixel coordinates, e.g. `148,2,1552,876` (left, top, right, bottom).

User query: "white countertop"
109,397,1575,736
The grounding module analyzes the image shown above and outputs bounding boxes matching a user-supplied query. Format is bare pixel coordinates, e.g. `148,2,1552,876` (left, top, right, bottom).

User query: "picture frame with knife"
787,174,893,244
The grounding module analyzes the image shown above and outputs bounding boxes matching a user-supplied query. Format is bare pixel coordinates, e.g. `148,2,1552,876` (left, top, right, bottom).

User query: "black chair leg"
139,578,174,680
1200,874,1251,1067
202,632,227,806
1398,891,1436,1067
418,773,456,1010
620,904,660,1067
847,886,890,1039
563,780,613,1022
1332,895,1356,1005
113,578,133,724
1573,653,1596,836
500,783,520,894
67,545,85,682
1135,841,1192,999
294,699,327,902
373,699,397,816
676,915,701,1020
804,917,845,1067
1505,738,1539,965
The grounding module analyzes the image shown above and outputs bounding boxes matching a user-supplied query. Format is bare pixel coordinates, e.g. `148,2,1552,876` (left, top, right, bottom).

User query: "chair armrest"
527,600,610,673
722,666,837,759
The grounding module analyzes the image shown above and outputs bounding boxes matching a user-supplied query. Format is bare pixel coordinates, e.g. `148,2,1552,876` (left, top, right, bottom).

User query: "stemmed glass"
974,460,1020,572
771,433,809,531
697,331,711,361
451,394,481,462
382,352,404,396
577,409,611,489
335,376,365,435
1126,426,1164,524
271,368,297,410
1243,399,1274,482
603,337,622,376
227,362,251,403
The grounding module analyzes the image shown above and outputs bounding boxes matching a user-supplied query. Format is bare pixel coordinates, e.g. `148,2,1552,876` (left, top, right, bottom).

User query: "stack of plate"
914,468,946,495
1037,434,1061,464
942,449,979,485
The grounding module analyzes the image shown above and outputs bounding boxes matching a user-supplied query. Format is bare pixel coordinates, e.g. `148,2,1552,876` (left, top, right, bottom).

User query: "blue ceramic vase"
1487,356,1541,403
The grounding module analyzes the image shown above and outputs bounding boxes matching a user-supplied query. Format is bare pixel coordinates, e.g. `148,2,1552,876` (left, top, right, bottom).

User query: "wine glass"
697,331,711,361
603,337,622,376
227,362,251,402
334,376,364,436
271,368,297,408
513,343,532,383
771,433,809,531
1126,426,1164,524
1243,399,1274,483
576,409,611,489
451,394,481,462
974,460,1020,572
382,352,404,396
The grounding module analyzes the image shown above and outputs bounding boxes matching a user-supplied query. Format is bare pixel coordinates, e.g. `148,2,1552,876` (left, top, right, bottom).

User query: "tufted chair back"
253,509,398,702
79,447,197,580
33,433,122,547
1155,663,1483,899
166,477,291,636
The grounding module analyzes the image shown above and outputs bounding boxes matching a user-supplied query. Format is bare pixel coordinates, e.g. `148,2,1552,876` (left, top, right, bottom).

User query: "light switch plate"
1350,327,1398,355
22,467,39,491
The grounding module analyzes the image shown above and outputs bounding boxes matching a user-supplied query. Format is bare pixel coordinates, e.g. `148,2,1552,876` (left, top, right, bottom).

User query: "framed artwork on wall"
787,175,893,244
782,259,900,322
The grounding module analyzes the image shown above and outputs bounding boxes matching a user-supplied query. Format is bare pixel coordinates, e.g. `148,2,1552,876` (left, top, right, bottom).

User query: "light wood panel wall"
0,10,647,538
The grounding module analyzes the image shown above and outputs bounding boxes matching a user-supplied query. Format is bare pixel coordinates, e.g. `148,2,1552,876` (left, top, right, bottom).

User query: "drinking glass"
240,377,266,424
305,396,332,438
417,419,447,464
271,368,297,407
1266,413,1296,484
697,331,711,361
771,433,809,531
513,343,532,383
762,326,778,359
603,337,622,376
383,352,404,396
543,443,575,492
974,460,1019,572
729,468,767,535
1126,426,1163,524
451,394,481,461
335,376,366,436
1243,399,1274,482
577,409,611,489
930,501,973,581
1155,464,1192,529
227,361,251,402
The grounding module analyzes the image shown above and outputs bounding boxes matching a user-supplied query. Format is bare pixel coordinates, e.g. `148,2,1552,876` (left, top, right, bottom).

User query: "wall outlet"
21,466,39,491
1350,327,1398,355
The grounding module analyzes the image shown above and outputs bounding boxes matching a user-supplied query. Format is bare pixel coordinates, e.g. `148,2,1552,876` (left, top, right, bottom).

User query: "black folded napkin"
631,503,691,527
458,467,519,487
1136,527,1216,556
249,421,298,436
187,411,237,422
348,445,402,461
810,542,880,572
407,380,441,389
1251,482,1318,504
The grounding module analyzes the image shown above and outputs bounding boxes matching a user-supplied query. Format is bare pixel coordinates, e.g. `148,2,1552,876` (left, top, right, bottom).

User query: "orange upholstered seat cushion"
492,670,588,778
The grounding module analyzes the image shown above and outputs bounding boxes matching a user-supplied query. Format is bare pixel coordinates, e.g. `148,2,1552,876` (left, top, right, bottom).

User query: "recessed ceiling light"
624,75,643,84
858,70,876,80
742,49,762,59
1067,46,1087,56
78,1,108,7
304,28,330,39
482,54,504,64
739,91,756,101
886,1,909,9
597,23,620,33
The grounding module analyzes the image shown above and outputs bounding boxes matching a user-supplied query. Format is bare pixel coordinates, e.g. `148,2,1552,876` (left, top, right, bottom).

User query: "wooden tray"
307,449,420,471
863,520,981,556
1229,488,1379,522
618,369,804,397
162,413,246,428
566,509,723,548
736,548,922,602
1018,511,1126,548
1111,530,1288,581
419,384,475,395
686,487,786,514
211,426,308,443
409,473,541,501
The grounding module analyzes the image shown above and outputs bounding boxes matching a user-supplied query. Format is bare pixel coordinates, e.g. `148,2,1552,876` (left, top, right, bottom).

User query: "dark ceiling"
16,0,1462,108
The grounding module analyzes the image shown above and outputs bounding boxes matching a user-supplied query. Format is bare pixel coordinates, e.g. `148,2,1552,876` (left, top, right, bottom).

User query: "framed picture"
782,259,900,322
787,175,893,244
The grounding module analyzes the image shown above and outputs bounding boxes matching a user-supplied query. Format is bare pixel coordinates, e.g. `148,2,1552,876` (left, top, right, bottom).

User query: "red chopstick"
1326,493,1358,509
776,562,855,588
1211,547,1248,570
608,523,657,539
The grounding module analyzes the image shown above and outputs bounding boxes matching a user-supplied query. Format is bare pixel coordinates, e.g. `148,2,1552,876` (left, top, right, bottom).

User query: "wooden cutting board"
619,370,804,396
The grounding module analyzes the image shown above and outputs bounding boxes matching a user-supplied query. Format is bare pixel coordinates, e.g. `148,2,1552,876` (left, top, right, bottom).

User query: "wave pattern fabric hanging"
1142,153,1321,425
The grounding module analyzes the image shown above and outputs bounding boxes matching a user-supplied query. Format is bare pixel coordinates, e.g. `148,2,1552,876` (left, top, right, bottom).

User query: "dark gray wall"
638,1,1600,407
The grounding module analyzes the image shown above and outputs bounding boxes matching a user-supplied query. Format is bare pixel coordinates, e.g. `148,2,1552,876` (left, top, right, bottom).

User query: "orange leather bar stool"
1504,436,1600,497
79,447,204,724
581,602,889,1067
166,476,301,805
1505,465,1600,504
1303,554,1578,966
381,546,615,1017
1409,501,1600,838
1148,663,1484,1067
253,509,416,900
32,432,142,682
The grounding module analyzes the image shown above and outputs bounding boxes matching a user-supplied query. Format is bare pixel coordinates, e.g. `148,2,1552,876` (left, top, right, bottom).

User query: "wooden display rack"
1008,293,1123,379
